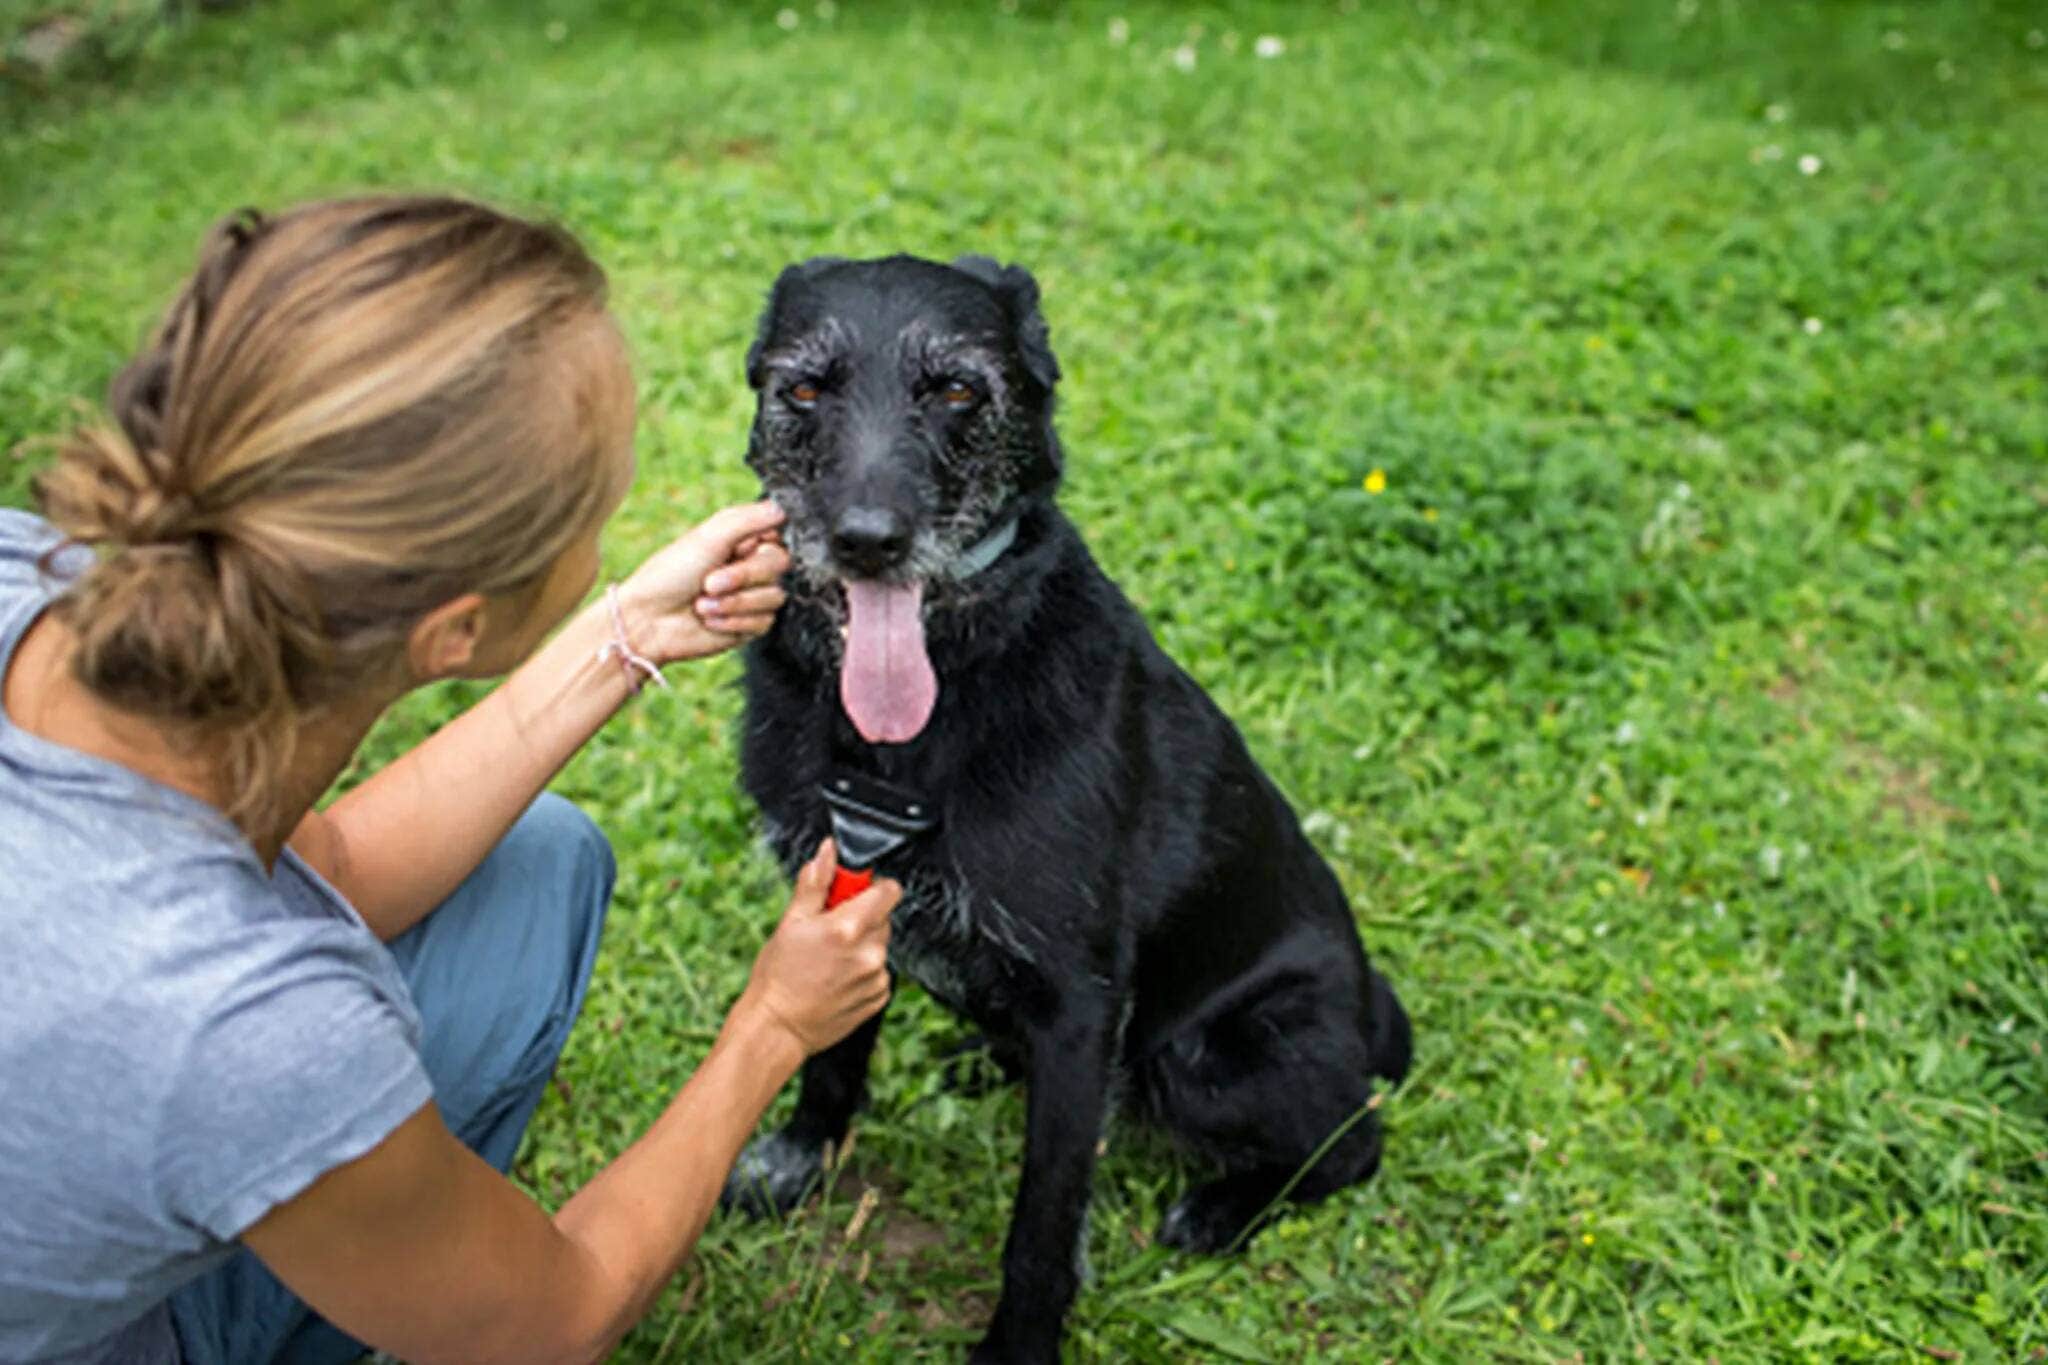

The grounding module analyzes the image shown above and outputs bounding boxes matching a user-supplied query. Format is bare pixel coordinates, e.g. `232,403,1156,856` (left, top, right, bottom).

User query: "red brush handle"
826,865,874,909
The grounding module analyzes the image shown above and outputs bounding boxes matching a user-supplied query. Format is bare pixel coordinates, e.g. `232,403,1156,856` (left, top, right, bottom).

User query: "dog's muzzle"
831,505,914,579
832,512,1020,747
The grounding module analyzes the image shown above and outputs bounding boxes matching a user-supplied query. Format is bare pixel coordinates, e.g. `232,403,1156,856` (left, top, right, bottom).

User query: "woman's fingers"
705,542,790,597
838,878,901,938
731,528,785,559
693,503,785,575
786,838,836,916
702,499,787,549
697,586,785,620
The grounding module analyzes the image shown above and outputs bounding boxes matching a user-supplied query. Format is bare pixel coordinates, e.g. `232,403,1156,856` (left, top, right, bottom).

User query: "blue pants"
169,794,615,1365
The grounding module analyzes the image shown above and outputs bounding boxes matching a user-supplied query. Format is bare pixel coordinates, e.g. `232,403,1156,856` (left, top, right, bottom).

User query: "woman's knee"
503,792,617,938
391,794,615,1153
456,792,616,1043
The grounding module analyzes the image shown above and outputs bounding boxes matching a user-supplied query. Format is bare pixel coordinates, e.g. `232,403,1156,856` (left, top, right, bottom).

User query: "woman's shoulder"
0,839,435,1284
0,507,86,602
0,506,60,561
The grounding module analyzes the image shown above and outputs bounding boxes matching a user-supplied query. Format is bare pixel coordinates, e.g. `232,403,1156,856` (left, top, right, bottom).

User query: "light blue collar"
954,513,1020,578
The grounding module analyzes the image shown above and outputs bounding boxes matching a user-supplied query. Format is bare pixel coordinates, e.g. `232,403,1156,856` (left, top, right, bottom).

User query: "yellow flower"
1422,507,1438,521
1363,468,1387,494
1582,1233,1595,1245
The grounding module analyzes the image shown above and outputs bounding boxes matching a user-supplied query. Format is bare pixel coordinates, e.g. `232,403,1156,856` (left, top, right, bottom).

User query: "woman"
0,196,899,1364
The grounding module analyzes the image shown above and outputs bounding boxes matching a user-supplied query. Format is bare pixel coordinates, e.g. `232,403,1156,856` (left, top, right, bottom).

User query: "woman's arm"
293,502,788,941
243,846,896,1364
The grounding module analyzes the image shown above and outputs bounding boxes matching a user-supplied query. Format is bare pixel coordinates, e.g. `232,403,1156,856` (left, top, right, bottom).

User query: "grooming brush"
819,769,937,907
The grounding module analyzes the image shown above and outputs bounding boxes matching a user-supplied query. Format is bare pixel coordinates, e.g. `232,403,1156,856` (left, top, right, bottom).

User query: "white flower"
544,19,566,42
1798,153,1822,175
1803,316,1823,335
1882,29,1906,51
1107,17,1129,45
1758,143,1783,162
1765,102,1789,123
815,0,836,17
1171,42,1197,72
1254,34,1286,58
1758,845,1784,880
1614,721,1638,745
775,7,799,30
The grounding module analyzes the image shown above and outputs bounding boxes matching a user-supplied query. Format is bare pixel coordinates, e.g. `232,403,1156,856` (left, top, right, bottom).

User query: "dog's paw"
1155,1182,1275,1256
719,1129,827,1218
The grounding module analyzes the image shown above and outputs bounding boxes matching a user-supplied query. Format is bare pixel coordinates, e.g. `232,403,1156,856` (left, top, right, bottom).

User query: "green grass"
6,1,2046,1359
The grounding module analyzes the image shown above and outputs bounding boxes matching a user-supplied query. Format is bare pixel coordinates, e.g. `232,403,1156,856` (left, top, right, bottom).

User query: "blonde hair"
34,195,636,835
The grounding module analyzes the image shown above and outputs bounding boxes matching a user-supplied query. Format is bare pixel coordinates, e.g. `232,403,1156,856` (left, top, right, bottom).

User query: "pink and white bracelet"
594,583,669,693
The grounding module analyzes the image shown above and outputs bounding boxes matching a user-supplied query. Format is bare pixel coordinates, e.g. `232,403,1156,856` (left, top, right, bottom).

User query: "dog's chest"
887,875,1040,1019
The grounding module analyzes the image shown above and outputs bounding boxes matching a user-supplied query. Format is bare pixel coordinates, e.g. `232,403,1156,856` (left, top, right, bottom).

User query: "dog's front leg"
971,996,1119,1365
719,1001,887,1217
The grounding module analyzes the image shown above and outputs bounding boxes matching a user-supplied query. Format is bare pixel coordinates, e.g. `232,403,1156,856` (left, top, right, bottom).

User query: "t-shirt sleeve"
153,933,435,1241
0,508,86,599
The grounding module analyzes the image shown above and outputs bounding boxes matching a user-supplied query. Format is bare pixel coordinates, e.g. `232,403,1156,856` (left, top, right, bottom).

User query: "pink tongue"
840,580,938,744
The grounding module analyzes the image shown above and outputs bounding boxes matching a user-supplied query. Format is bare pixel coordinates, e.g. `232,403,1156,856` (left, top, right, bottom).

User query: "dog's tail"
1367,969,1413,1086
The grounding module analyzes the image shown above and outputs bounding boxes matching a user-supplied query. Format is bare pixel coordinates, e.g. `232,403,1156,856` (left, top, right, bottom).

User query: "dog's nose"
831,506,913,576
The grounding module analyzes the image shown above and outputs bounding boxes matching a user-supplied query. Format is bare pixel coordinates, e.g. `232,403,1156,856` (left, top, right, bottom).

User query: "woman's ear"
407,593,489,679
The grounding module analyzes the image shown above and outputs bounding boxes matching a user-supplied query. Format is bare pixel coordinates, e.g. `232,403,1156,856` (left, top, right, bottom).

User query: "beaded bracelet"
594,583,668,693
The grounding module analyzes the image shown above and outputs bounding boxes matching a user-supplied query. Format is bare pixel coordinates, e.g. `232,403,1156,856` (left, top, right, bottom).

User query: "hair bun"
36,425,175,545
38,420,308,730
115,482,202,546
30,193,618,839
62,543,241,721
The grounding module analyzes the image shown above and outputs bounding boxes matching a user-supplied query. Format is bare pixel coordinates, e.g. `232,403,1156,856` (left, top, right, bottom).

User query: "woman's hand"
616,500,791,665
735,838,898,1060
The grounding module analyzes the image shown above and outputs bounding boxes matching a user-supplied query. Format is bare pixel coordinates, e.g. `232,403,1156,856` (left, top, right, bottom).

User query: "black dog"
720,255,1411,1363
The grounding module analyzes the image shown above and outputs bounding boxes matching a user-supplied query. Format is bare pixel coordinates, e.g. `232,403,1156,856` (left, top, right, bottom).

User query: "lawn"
4,1,2045,1360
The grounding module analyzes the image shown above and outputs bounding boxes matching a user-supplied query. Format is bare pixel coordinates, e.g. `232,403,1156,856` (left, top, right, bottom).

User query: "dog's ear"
952,255,1060,393
746,256,847,390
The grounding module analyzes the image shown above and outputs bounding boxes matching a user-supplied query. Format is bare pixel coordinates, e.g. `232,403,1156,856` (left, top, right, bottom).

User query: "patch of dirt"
794,1157,992,1331
878,1207,951,1262
915,1290,996,1333
17,14,85,71
800,1159,961,1273
1842,740,1962,829
670,135,776,170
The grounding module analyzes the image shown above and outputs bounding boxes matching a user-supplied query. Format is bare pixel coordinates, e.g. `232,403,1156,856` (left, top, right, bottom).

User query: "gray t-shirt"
0,510,433,1363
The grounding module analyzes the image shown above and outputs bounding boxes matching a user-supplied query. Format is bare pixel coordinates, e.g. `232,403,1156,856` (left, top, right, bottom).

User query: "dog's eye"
787,380,821,408
940,380,978,409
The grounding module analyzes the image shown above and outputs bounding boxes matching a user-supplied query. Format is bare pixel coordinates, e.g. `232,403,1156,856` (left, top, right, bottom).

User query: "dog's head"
743,254,1063,744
